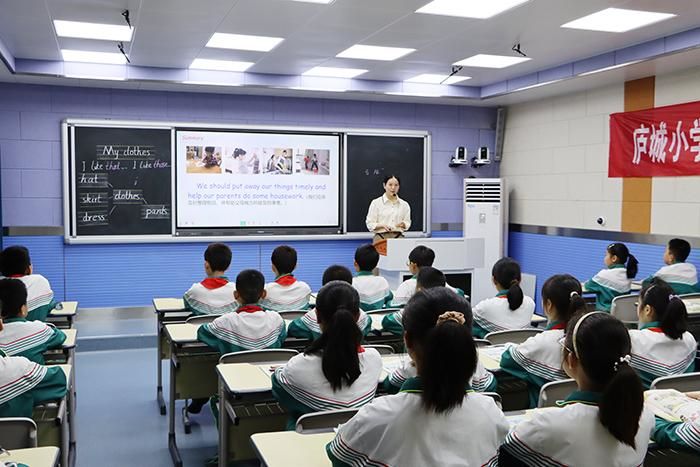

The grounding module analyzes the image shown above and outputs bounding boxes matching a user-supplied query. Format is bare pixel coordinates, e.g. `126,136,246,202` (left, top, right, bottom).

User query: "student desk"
251,431,334,467
153,297,191,415
34,364,72,467
530,315,547,327
47,301,78,329
0,446,60,467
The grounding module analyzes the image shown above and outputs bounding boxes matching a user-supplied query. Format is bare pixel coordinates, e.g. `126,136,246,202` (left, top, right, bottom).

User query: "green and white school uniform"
327,377,509,467
584,264,632,311
352,272,393,311
499,322,568,408
197,305,286,354
502,391,654,467
472,291,536,339
391,278,464,308
183,276,237,316
0,317,66,364
654,416,700,452
383,357,496,394
644,262,700,295
260,274,312,312
0,351,67,418
2,274,56,322
271,346,382,430
382,285,466,335
628,322,697,388
287,309,372,341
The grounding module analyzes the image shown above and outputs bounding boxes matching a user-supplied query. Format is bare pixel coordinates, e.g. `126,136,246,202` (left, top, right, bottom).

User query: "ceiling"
0,0,699,105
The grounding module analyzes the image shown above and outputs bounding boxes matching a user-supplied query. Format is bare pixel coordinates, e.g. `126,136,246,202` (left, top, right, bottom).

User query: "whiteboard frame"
63,118,431,244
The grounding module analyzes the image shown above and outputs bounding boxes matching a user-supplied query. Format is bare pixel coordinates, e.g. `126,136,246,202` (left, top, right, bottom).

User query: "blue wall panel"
508,232,700,311
3,236,66,301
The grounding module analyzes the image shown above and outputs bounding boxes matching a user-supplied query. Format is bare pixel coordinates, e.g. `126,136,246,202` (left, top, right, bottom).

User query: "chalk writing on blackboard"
113,189,144,205
96,145,156,160
78,173,109,188
78,210,109,226
141,205,170,220
79,192,108,206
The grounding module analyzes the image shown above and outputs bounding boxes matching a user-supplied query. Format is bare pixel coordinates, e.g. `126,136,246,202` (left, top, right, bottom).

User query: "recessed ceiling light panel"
302,66,368,78
336,44,415,61
561,8,675,33
54,20,133,41
61,49,127,65
206,33,284,52
453,54,530,68
416,0,531,19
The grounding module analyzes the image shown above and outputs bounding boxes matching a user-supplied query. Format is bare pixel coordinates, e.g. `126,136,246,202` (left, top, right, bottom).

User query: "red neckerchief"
275,275,297,286
237,305,264,314
550,322,566,330
646,327,664,333
200,277,229,290
8,274,24,278
357,345,365,353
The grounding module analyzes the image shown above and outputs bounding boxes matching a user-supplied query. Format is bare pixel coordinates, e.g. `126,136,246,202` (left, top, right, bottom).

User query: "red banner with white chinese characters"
609,100,700,177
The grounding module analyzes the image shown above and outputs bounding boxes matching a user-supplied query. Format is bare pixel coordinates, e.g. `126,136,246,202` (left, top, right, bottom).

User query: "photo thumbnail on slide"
296,149,330,175
176,130,341,229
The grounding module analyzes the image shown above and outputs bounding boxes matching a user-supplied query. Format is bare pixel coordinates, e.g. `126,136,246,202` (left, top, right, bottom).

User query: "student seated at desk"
183,243,237,316
583,242,638,312
327,288,509,467
500,274,586,408
0,319,67,418
261,245,312,312
0,279,65,364
272,281,382,430
472,257,535,339
653,402,700,452
0,246,56,321
629,278,696,388
643,238,700,294
352,244,393,311
382,266,447,336
500,312,654,467
287,265,371,340
382,283,496,394
197,269,286,354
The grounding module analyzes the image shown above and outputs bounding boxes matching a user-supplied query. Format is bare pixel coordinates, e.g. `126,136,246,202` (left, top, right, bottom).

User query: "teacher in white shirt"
366,174,411,242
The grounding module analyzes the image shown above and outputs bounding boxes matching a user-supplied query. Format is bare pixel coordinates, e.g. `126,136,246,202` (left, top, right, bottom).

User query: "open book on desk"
644,389,700,423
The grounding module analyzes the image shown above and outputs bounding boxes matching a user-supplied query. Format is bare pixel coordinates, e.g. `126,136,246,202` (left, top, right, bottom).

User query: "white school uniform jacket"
385,357,496,393
628,322,697,388
1,274,56,322
0,352,67,418
500,325,568,384
352,272,393,311
197,305,287,354
648,262,699,295
260,274,312,312
327,377,509,467
584,265,632,311
473,292,536,334
286,309,372,340
271,347,382,428
183,277,238,316
502,391,654,467
391,279,462,307
0,318,66,364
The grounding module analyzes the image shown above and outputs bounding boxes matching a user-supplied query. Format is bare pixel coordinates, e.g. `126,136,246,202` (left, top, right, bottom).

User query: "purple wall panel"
0,140,54,168
0,111,20,139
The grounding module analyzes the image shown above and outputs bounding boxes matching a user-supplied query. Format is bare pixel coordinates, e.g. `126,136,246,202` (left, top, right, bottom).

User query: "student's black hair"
607,243,638,279
354,244,380,271
408,245,435,268
668,238,691,262
322,265,353,285
305,281,362,391
204,243,232,272
271,245,297,275
235,269,265,305
493,257,524,311
416,266,446,290
564,312,644,448
0,246,31,277
402,288,476,414
541,274,586,325
0,278,28,319
640,278,687,340
383,174,401,185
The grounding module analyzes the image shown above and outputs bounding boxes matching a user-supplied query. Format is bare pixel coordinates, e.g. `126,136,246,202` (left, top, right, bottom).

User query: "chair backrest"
295,408,359,434
363,344,394,355
480,392,502,409
366,308,402,315
537,379,577,408
0,418,38,449
278,310,308,320
185,314,221,325
610,294,639,324
219,348,299,364
650,372,700,392
679,293,700,300
484,329,543,345
473,339,491,348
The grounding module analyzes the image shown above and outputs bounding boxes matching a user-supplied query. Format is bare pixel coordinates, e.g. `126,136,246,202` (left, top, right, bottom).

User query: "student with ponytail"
501,312,654,466
272,281,382,429
500,274,587,408
628,278,696,388
383,284,496,394
472,257,535,338
327,288,509,466
584,242,638,311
